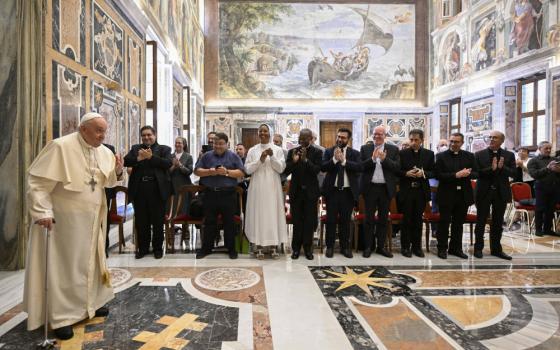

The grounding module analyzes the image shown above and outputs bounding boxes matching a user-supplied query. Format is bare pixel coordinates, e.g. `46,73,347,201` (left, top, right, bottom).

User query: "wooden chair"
108,186,128,253
508,182,536,236
387,197,403,253
171,185,206,253
132,194,174,255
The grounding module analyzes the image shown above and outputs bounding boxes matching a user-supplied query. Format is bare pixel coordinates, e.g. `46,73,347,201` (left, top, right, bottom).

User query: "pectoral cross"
88,176,97,192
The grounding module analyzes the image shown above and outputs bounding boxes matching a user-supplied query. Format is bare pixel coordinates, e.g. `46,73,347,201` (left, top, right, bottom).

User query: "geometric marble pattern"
311,265,560,350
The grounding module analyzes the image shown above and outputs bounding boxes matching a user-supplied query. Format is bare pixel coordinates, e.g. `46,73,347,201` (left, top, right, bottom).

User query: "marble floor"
1,225,560,349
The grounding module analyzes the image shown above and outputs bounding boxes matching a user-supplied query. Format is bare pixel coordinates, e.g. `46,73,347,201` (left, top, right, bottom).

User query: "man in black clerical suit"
284,128,322,260
435,133,478,259
360,125,400,258
474,130,516,260
321,128,362,258
398,129,435,258
124,126,173,259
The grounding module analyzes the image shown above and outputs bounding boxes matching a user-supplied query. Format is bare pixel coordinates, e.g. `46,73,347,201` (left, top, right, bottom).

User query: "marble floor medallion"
194,267,261,291
108,267,131,288
310,265,560,350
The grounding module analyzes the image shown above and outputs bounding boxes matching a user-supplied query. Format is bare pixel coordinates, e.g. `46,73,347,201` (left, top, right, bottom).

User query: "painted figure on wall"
509,0,543,56
219,2,416,99
440,32,461,84
471,14,496,71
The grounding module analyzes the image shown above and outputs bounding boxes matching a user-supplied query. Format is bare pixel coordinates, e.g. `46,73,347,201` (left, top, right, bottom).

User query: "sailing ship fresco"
218,2,415,99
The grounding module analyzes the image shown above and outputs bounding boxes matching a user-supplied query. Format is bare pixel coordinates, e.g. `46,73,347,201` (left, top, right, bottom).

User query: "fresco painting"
219,2,416,99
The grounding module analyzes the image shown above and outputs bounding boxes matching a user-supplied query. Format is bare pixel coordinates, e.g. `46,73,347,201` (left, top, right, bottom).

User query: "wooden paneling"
241,128,259,150
320,121,353,149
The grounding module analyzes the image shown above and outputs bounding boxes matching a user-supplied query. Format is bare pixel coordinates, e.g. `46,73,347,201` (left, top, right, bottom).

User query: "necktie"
337,162,344,190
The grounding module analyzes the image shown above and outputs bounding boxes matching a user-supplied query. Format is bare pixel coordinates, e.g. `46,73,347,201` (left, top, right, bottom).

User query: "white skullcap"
79,112,104,126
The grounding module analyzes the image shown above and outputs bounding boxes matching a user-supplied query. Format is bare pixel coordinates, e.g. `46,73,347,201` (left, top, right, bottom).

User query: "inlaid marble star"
320,267,395,296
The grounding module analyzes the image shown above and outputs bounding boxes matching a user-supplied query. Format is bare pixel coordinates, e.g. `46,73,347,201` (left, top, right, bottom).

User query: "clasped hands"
547,161,560,173
491,157,505,171
334,148,346,163
292,148,307,162
209,165,228,176
455,168,472,178
406,167,424,178
372,147,386,161
260,148,274,162
137,148,153,161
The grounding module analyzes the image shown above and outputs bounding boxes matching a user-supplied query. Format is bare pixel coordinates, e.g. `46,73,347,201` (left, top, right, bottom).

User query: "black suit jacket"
474,148,516,202
435,149,478,207
284,145,322,200
398,147,435,201
359,143,400,199
321,146,362,200
124,143,173,202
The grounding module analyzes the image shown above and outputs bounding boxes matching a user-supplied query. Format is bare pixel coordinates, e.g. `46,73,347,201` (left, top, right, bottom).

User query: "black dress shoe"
473,250,483,259
291,251,300,259
376,248,393,258
135,251,146,259
54,325,74,340
342,249,353,258
437,250,448,259
305,252,314,260
196,250,211,259
154,251,163,259
491,251,512,260
228,250,238,259
449,250,468,259
401,249,412,258
325,247,334,258
412,249,425,258
95,306,109,317
362,248,372,258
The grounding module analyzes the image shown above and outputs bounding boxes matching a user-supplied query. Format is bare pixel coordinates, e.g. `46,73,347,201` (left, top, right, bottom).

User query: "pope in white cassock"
24,112,124,340
244,124,287,258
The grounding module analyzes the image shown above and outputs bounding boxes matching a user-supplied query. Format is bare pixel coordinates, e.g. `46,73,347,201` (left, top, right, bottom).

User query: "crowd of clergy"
24,112,560,340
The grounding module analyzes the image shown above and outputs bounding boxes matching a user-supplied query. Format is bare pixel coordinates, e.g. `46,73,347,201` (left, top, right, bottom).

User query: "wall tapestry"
218,2,416,99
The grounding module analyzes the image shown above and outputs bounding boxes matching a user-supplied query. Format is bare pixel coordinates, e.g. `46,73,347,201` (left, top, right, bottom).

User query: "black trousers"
401,188,425,251
534,182,558,234
325,188,354,249
202,190,236,252
133,181,165,254
437,192,468,252
363,183,390,251
474,189,506,253
291,195,318,253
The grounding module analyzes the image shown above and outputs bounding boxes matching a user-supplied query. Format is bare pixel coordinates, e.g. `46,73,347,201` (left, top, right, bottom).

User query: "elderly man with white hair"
24,112,124,340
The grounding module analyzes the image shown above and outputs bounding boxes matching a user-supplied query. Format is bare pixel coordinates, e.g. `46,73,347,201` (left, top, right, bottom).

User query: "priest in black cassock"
435,133,478,259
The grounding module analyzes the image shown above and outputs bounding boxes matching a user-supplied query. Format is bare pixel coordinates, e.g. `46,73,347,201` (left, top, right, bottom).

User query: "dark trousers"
363,183,390,251
401,188,425,251
534,182,558,234
291,195,318,253
325,188,354,249
133,181,165,254
437,193,467,252
474,189,506,253
202,190,237,252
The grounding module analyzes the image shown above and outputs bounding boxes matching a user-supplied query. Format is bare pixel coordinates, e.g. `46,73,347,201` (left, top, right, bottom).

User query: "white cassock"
245,143,287,246
24,132,119,330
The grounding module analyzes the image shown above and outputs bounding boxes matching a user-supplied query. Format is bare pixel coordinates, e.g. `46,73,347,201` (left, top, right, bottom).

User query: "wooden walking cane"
36,225,56,349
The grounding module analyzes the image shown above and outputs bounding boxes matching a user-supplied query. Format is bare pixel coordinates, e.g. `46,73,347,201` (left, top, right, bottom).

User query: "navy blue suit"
321,146,362,250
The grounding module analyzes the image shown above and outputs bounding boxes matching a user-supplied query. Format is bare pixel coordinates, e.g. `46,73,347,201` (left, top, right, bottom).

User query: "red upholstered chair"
387,197,403,253
509,182,535,236
351,195,391,252
163,195,175,254
170,185,205,253
108,186,128,253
